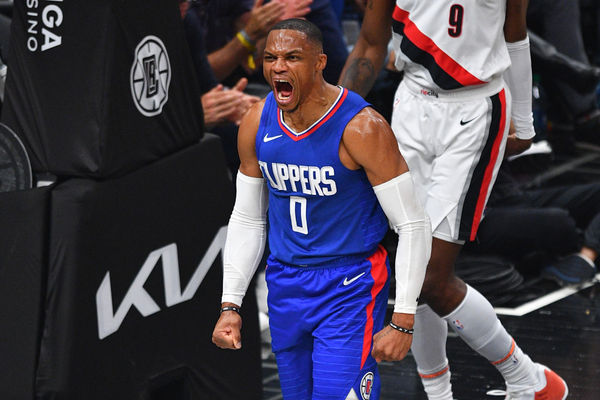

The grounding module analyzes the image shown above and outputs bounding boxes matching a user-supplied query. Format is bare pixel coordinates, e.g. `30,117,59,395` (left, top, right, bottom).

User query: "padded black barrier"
1,0,203,178
0,186,51,400
35,136,262,399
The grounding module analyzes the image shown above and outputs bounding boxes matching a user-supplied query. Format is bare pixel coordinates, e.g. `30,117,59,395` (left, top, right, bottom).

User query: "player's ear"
316,53,327,72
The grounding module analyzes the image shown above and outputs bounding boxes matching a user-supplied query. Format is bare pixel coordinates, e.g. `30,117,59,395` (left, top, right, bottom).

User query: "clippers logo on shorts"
130,35,171,117
360,371,374,400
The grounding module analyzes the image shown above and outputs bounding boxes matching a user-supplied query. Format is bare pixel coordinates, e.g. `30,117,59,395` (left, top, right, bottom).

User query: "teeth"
275,79,291,101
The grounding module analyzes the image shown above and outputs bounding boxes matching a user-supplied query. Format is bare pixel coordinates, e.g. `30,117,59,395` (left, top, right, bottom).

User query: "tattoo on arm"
367,0,374,10
339,57,377,97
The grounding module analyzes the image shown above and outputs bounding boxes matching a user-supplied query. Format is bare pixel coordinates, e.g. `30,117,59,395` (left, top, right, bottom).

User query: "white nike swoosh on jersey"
263,133,283,142
343,272,366,286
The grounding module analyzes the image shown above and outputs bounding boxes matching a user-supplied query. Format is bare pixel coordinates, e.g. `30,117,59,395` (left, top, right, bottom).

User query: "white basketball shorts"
391,77,511,244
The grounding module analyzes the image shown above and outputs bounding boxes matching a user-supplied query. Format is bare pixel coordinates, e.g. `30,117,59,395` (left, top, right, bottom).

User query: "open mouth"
274,79,293,102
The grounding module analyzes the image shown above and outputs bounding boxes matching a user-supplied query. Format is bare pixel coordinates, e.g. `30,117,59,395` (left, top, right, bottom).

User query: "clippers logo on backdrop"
360,372,374,400
25,0,64,52
130,35,171,117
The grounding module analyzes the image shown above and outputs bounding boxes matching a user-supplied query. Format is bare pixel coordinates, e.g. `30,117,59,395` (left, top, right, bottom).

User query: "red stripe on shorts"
361,245,388,369
469,89,507,241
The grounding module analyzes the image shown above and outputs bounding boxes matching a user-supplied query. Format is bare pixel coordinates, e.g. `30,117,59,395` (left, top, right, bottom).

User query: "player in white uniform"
340,1,568,399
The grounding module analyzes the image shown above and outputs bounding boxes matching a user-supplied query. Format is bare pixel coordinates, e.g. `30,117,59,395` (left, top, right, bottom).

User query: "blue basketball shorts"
265,245,390,400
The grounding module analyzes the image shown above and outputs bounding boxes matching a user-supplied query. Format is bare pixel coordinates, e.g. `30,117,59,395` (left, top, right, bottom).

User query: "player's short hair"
269,18,323,51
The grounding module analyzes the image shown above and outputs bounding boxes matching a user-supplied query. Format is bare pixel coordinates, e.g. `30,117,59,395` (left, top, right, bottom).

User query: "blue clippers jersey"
255,87,388,266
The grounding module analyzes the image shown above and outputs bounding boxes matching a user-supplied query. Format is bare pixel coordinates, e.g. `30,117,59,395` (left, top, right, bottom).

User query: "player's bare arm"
212,100,268,350
339,107,407,185
338,0,395,96
341,108,432,362
504,0,528,42
237,99,267,178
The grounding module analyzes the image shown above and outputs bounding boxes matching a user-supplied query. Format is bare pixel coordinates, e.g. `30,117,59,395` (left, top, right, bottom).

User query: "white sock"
443,285,537,389
493,341,538,393
411,304,453,400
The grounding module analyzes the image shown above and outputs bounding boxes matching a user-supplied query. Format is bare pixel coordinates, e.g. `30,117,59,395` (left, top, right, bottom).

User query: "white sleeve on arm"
504,36,536,140
221,171,269,307
373,172,432,314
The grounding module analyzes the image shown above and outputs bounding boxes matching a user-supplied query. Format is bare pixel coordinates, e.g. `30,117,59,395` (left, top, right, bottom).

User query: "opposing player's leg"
421,238,567,399
409,236,463,400
311,246,390,400
410,303,452,400
393,83,566,399
442,283,567,399
393,81,507,398
417,130,566,400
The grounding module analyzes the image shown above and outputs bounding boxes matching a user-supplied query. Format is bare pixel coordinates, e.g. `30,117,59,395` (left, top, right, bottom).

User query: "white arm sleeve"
221,171,269,307
504,36,536,140
373,172,431,314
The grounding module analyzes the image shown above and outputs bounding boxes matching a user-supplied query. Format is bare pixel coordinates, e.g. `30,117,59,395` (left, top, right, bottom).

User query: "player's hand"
231,78,261,125
201,84,244,127
245,0,285,41
278,0,312,20
504,120,532,158
212,307,243,350
371,313,414,362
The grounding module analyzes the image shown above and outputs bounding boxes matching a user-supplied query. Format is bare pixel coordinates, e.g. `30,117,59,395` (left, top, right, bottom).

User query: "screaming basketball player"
212,18,431,400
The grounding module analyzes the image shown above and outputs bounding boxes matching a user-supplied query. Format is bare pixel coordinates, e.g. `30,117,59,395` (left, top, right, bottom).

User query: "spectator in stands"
180,0,260,130
580,0,600,65
544,216,599,285
179,0,258,173
183,0,351,170
527,0,600,144
301,0,349,83
464,153,600,286
184,0,311,89
186,0,348,87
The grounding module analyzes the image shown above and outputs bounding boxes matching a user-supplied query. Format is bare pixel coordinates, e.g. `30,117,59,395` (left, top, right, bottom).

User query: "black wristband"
389,321,414,334
220,306,241,315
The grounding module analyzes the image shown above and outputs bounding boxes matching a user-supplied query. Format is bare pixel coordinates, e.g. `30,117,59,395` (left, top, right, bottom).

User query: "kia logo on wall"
130,35,171,117
96,227,227,340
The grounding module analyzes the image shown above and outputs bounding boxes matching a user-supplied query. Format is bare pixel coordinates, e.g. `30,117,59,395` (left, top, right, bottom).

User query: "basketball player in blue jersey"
212,19,432,400
339,1,568,400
